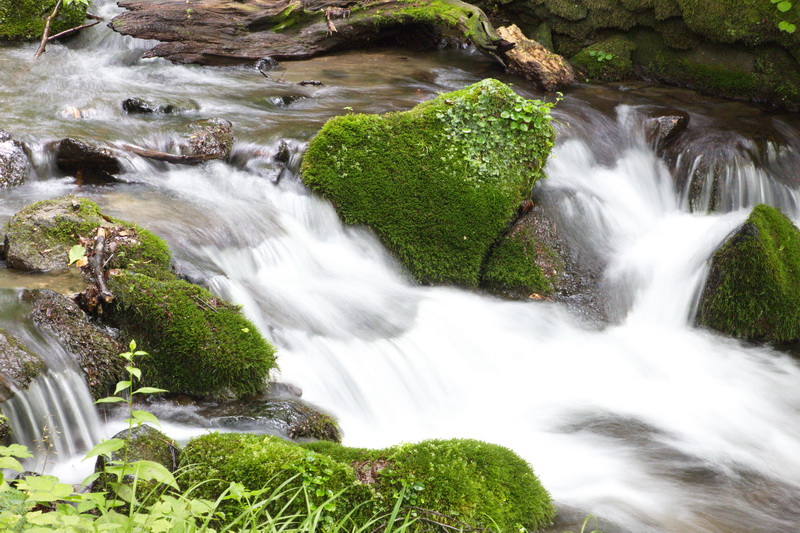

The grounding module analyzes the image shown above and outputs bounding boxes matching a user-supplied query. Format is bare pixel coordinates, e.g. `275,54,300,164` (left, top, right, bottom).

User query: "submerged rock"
54,138,124,182
24,289,125,400
302,78,556,287
497,24,574,92
0,129,30,189
0,329,45,401
697,204,800,343
182,434,555,532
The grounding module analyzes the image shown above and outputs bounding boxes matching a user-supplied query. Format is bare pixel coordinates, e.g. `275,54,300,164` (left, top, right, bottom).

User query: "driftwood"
110,0,512,67
47,19,101,41
122,143,221,164
34,0,64,59
90,228,114,304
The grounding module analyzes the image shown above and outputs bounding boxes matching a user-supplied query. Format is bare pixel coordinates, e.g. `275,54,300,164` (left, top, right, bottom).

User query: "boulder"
122,98,179,115
181,434,556,532
497,24,575,92
0,329,45,401
0,130,30,189
697,204,800,343
54,138,124,182
23,289,125,400
640,106,690,152
0,412,11,444
301,78,556,287
184,118,234,161
570,35,636,82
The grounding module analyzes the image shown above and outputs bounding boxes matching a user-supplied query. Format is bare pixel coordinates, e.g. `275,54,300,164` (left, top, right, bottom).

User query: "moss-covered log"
698,204,800,343
110,0,512,66
301,78,555,287
0,0,87,42
180,433,556,531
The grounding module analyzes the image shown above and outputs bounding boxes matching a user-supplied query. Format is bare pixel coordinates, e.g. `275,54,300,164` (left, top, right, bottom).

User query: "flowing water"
2,2,800,531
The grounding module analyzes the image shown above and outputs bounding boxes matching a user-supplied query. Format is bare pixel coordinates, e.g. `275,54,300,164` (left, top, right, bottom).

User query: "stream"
2,1,800,532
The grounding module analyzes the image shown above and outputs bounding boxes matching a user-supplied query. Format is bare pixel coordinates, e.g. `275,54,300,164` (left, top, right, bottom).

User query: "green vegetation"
698,204,800,342
107,272,277,399
571,35,636,81
0,0,87,42
302,78,556,287
481,230,560,297
182,434,556,532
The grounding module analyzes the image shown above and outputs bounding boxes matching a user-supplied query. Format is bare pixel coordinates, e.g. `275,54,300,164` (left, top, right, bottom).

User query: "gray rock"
0,329,45,401
641,106,690,152
23,289,125,400
185,118,234,161
0,129,30,189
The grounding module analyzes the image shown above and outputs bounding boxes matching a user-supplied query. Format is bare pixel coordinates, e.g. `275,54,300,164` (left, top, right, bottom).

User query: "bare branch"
34,0,64,60
47,20,101,42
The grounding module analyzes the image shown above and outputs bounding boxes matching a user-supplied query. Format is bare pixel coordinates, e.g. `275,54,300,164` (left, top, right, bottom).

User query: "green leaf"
126,410,161,428
68,245,86,266
129,340,137,351
133,387,168,395
125,366,142,380
0,456,24,472
129,460,178,489
779,20,797,32
0,444,33,458
114,380,132,395
94,396,126,404
15,475,74,502
777,1,792,11
84,438,125,460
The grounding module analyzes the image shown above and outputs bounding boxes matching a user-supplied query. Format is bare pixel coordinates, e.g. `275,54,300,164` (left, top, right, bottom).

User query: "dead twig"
34,0,63,60
90,228,114,304
47,19,101,41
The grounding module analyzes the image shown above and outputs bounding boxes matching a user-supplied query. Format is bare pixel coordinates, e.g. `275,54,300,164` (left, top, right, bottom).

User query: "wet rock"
0,129,30,189
496,24,575,92
122,98,178,115
93,425,180,497
184,118,234,161
0,329,46,401
264,94,307,107
23,289,125,400
198,397,341,443
54,138,124,182
641,106,690,152
256,56,280,74
3,195,107,272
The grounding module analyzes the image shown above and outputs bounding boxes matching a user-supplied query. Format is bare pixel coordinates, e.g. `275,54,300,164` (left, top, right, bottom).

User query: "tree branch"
34,0,64,60
47,19,101,41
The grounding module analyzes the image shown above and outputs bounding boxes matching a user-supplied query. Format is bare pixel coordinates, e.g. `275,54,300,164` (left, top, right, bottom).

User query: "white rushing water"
2,3,800,531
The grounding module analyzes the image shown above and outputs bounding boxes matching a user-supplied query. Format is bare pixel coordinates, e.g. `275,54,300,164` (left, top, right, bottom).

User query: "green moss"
481,230,558,296
698,205,800,342
301,79,555,287
106,272,277,398
0,0,87,42
0,413,11,443
571,35,636,81
181,434,555,532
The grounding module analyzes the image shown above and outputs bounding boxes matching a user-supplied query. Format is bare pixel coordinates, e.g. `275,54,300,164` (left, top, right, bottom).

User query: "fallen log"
122,144,221,164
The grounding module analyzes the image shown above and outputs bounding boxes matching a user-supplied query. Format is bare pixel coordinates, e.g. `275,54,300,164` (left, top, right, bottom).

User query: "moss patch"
181,433,555,532
571,34,636,81
301,78,555,287
0,0,87,42
107,272,277,399
698,205,800,342
481,229,560,297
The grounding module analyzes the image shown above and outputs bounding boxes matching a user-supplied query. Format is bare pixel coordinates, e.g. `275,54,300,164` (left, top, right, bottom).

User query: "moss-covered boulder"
180,434,555,532
302,78,556,287
0,0,87,42
2,195,170,274
0,329,45,401
0,412,11,444
106,272,277,399
697,204,800,342
23,289,125,400
571,35,636,81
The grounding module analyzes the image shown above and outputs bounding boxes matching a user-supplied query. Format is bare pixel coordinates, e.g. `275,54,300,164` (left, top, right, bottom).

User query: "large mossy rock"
23,289,125,400
2,195,170,273
302,78,556,287
0,0,87,42
106,272,277,399
697,204,800,342
180,433,555,532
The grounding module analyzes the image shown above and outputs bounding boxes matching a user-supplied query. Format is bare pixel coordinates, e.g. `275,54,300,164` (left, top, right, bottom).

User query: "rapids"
2,1,800,531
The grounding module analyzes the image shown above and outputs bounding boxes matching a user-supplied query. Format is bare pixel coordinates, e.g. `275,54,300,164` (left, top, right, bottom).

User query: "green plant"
587,50,614,62
563,514,604,533
772,0,797,33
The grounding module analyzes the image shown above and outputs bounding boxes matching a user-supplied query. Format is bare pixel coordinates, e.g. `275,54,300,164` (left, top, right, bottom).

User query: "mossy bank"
698,204,800,343
302,78,556,290
180,433,556,531
0,0,87,42
487,0,800,109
